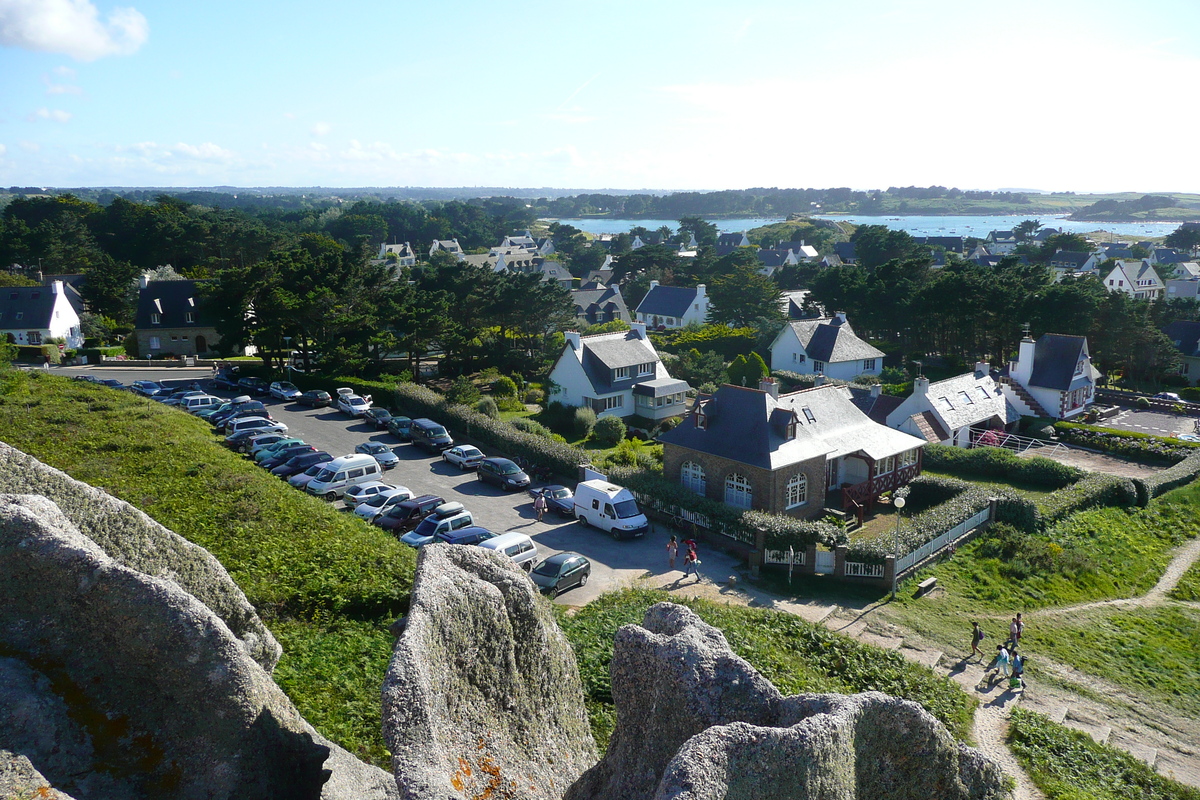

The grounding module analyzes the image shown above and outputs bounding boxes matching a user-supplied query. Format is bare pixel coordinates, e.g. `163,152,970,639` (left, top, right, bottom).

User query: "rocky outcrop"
382,544,597,800
1,749,77,800
0,480,397,800
0,441,280,671
565,602,1008,800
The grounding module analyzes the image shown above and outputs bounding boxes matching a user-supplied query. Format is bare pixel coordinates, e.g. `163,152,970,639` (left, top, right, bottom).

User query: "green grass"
0,370,414,766
558,588,976,751
1009,708,1200,800
1169,562,1200,601
922,468,1057,503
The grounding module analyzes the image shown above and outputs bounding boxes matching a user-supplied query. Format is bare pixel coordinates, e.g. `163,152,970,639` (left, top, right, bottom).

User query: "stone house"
133,278,223,358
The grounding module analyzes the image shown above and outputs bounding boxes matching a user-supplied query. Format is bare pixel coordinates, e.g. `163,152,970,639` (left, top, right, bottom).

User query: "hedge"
1132,451,1200,506
769,370,849,392
1054,422,1199,464
923,443,1083,489
652,324,757,359
16,345,60,364
78,346,125,362
1037,472,1138,524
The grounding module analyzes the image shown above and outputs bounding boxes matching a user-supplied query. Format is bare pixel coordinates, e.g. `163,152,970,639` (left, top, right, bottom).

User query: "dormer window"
785,419,797,439
637,362,654,376
1074,358,1086,376
151,313,161,325
695,404,708,430
613,366,631,380
185,312,195,323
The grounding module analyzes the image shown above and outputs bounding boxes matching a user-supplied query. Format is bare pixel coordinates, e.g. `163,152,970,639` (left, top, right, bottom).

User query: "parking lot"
56,365,739,604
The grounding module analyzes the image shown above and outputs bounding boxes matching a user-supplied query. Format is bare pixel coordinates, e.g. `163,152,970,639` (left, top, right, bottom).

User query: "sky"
1,0,1199,193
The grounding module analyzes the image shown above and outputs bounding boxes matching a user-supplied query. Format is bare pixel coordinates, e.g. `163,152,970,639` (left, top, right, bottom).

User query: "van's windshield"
413,517,439,536
613,499,641,519
426,425,447,437
315,468,335,482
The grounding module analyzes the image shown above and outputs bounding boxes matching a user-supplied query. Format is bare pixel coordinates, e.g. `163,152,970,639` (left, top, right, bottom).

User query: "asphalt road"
54,364,736,604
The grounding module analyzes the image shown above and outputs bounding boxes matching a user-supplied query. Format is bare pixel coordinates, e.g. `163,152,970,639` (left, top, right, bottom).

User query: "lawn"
922,468,1057,503
1169,561,1200,601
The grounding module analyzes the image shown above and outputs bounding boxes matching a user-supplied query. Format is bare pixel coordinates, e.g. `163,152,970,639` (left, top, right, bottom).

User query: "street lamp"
891,495,906,600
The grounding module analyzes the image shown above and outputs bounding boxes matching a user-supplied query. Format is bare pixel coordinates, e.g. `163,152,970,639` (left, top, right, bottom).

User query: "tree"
677,216,718,248
1166,224,1200,253
707,251,783,328
1037,233,1090,262
851,225,923,270
1014,219,1043,241
727,352,768,386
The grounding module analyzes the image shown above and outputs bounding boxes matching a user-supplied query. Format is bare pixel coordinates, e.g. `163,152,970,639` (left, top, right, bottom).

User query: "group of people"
666,535,700,579
972,614,1026,690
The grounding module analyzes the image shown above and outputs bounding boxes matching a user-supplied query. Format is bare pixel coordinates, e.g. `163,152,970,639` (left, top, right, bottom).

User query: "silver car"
352,487,414,522
354,441,399,469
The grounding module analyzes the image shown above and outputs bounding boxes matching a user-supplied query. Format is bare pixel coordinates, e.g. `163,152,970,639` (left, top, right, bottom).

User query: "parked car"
246,434,296,456
252,437,306,461
129,380,166,397
306,454,384,501
96,379,124,389
195,401,234,422
352,486,415,522
269,381,302,401
211,371,241,390
364,407,393,429
208,396,257,426
442,445,485,470
181,394,222,413
409,418,453,453
237,376,270,396
400,502,474,547
295,389,333,408
1153,392,1183,402
225,428,286,450
341,480,397,510
529,485,575,517
161,389,206,406
336,389,372,417
477,531,538,571
272,451,333,478
375,494,445,534
477,457,531,492
260,444,318,470
224,417,287,439
387,416,414,440
354,441,400,469
220,406,273,432
529,552,592,597
288,463,327,490
434,526,497,547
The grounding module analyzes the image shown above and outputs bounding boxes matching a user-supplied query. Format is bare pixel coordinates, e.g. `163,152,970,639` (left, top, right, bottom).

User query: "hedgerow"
1037,472,1137,524
1054,422,1199,464
923,443,1082,489
1133,451,1200,506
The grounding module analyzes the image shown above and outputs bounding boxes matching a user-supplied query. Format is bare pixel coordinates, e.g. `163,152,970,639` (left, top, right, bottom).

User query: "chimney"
870,383,882,398
974,361,990,378
914,375,930,395
50,279,62,295
649,279,659,291
759,377,779,398
630,321,647,340
696,283,706,298
139,273,151,289
814,373,826,386
833,311,847,325
564,331,581,350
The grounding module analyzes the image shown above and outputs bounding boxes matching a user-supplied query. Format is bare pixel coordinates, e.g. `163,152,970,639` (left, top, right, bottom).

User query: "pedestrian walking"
971,621,986,659
683,546,698,580
996,644,1011,679
1009,650,1025,690
1009,613,1024,647
42,354,50,369
533,491,547,522
666,535,678,570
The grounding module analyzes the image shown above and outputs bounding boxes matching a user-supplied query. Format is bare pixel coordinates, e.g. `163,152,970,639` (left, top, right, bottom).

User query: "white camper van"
306,453,384,501
572,480,649,539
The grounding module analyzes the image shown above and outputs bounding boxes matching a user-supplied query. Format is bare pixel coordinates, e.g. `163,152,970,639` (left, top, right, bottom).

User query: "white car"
352,486,414,522
442,445,485,470
336,390,372,417
341,480,396,509
269,381,302,400
354,441,400,469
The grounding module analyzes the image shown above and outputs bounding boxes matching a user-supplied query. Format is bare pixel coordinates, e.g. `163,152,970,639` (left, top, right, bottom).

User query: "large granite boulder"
565,602,1008,800
382,544,598,800
0,441,280,671
0,487,397,800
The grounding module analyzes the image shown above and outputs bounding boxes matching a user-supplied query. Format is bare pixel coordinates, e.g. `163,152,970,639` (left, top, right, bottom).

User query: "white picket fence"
763,548,807,566
895,505,991,575
844,561,885,578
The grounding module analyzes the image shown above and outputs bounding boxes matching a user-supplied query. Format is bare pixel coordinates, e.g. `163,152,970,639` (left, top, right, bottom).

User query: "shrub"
657,323,757,359
16,345,60,364
122,334,139,357
491,376,518,398
496,396,526,412
523,388,545,405
1054,422,1198,464
1132,451,1200,505
1037,472,1137,524
572,406,597,439
510,417,551,438
444,376,480,406
593,415,627,447
923,443,1083,489
476,396,499,419
879,365,908,384
1135,396,1151,410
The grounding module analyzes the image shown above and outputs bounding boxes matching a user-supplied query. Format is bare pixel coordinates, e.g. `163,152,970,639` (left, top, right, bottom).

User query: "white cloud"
172,141,232,160
27,107,72,122
0,143,7,157
53,65,75,77
310,121,331,136
0,0,148,61
18,140,39,152
43,72,83,95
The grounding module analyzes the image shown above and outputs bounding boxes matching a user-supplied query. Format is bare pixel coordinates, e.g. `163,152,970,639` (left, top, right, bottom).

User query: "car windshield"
365,493,392,507
349,397,367,406
427,425,447,436
463,448,481,457
277,383,297,392
385,505,412,519
315,468,335,482
413,518,438,536
498,462,522,475
363,443,386,453
304,465,324,476
613,499,641,519
551,488,571,499
532,560,563,577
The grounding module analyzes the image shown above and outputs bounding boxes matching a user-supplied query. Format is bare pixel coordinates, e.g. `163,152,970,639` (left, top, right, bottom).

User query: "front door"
826,459,838,490
195,335,207,355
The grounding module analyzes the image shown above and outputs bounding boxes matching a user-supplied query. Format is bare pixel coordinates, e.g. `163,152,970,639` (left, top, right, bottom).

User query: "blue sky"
2,0,1199,192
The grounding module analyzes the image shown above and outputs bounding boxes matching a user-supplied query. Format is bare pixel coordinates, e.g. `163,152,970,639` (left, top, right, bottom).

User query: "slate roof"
659,384,924,471
636,285,699,319
0,285,57,329
834,242,856,262
1049,251,1092,267
918,373,1019,430
783,317,884,364
578,330,661,393
757,250,790,268
846,387,905,425
1028,334,1089,391
1164,320,1200,357
913,236,966,253
632,377,690,397
717,232,749,247
1155,249,1186,264
134,280,215,329
570,285,628,322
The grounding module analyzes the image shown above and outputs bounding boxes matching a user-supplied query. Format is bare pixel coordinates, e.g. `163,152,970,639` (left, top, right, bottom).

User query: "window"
601,395,623,411
613,366,631,380
1074,359,1086,376
681,461,706,494
976,386,990,399
695,405,707,430
14,312,22,320
959,391,974,405
151,313,161,325
899,448,919,467
637,362,655,376
724,473,752,509
939,396,954,411
878,456,896,475
149,336,161,350
28,331,42,345
637,394,654,409
786,474,807,508
813,360,824,372
792,352,797,363
185,312,195,323
802,407,815,423
863,358,876,371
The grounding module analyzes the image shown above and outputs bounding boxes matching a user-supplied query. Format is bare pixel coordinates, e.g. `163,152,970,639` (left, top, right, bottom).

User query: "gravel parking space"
59,365,741,604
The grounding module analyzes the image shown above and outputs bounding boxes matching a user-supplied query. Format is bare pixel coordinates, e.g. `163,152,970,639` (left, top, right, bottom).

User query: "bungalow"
634,281,710,329
1150,248,1188,267
378,242,417,266
0,280,83,350
985,230,1019,254
429,239,464,259
133,277,226,358
769,312,884,380
886,369,1019,447
998,331,1098,420
570,284,629,327
1164,320,1200,385
777,241,820,260
547,322,689,421
659,379,925,519
833,242,856,264
1102,260,1164,300
756,249,799,277
717,232,752,248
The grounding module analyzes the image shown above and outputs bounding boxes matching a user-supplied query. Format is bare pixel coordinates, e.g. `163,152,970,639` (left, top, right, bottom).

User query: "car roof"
438,526,494,542
541,551,583,565
482,457,517,466
348,480,391,492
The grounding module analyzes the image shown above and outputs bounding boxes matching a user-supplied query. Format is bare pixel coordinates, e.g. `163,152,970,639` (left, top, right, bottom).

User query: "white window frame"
185,311,195,323
637,362,655,376
149,336,161,350
863,358,876,371
681,461,706,495
601,395,623,411
613,366,631,380
151,313,161,325
724,473,752,509
785,473,807,509
813,360,824,372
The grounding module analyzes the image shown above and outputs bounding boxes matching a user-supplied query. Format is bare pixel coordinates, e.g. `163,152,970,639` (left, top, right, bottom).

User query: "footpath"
639,534,1200,800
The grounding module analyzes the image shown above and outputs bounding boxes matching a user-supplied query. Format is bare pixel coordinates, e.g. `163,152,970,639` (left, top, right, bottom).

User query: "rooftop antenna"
1022,321,1032,339
913,360,924,378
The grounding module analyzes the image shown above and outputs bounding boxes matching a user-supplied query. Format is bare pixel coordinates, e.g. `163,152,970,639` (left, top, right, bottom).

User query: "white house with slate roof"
548,322,690,420
378,242,417,266
1103,260,1164,300
0,280,82,349
1048,250,1104,273
769,313,884,380
569,284,629,327
634,281,710,329
886,369,1019,447
999,332,1098,420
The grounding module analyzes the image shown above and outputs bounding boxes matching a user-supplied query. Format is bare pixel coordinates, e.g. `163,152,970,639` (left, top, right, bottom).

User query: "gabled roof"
659,383,924,471
1164,320,1200,357
1028,333,1089,391
635,284,699,318
576,329,661,393
717,232,749,247
781,317,884,364
917,373,1019,430
907,411,949,443
134,279,214,329
1154,248,1186,264
757,250,790,268
846,387,905,425
834,242,856,261
0,285,58,329
571,285,628,321
1050,251,1093,267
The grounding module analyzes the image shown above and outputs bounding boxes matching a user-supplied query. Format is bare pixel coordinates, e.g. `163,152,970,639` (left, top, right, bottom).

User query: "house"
378,242,417,266
913,236,966,255
1150,248,1188,267
1102,260,1164,299
1164,320,1200,385
778,290,812,320
998,331,1098,420
846,384,904,425
833,242,856,264
133,277,225,357
819,253,843,268
1166,278,1200,300
755,249,799,276
777,241,820,260
985,230,1019,254
769,312,884,380
499,231,537,251
547,322,689,421
634,281,710,329
0,280,82,349
429,239,463,259
658,379,925,520
570,284,629,327
535,237,556,256
886,368,1019,447
717,232,752,249
1049,250,1104,272
583,266,616,286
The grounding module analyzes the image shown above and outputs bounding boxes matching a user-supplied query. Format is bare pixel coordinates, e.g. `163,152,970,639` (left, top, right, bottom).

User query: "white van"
478,531,538,572
182,394,221,413
573,480,649,540
306,454,383,501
